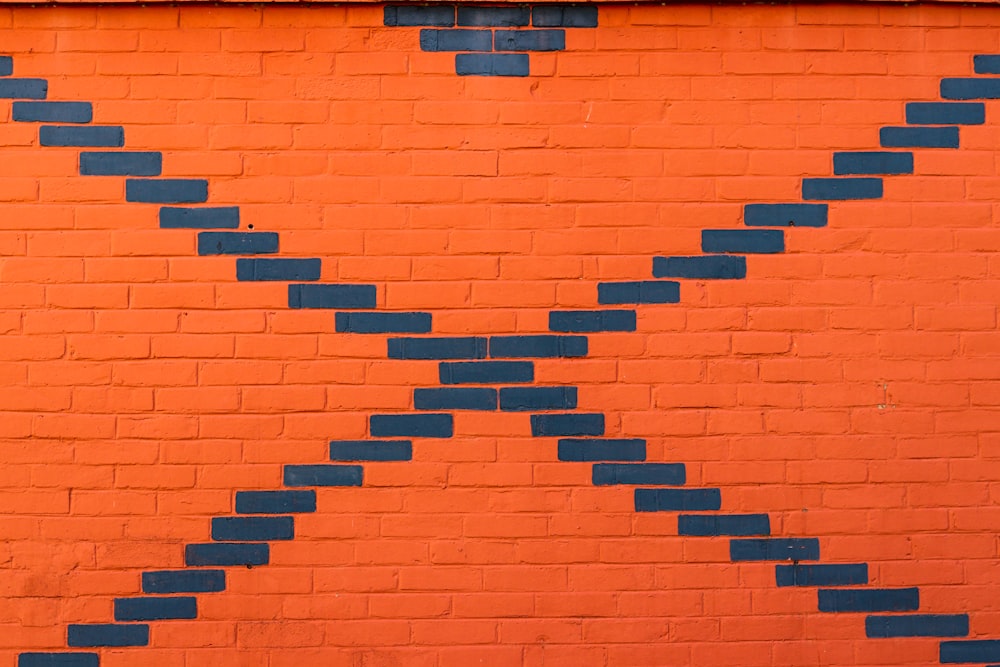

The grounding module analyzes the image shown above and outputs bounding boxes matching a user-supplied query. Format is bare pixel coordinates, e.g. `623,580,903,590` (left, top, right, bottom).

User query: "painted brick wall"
1,3,1000,666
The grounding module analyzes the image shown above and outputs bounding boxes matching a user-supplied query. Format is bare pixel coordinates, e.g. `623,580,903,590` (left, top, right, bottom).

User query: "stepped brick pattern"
1,3,999,666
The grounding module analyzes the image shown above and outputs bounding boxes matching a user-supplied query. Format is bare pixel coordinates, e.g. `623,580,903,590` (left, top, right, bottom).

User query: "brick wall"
2,3,1000,665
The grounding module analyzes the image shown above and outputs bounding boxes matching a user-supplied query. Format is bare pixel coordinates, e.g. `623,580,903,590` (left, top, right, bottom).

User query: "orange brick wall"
1,3,999,665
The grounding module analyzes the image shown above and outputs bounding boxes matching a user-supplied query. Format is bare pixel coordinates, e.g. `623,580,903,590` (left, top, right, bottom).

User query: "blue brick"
880,126,959,149
743,203,828,228
80,151,163,176
18,654,99,667
284,464,363,487
159,206,239,229
0,78,47,99
197,231,278,256
212,516,294,541
865,614,968,638
67,624,149,648
818,587,919,613
730,538,820,562
336,312,432,334
414,387,497,410
941,77,1000,99
420,29,492,51
597,281,680,305
13,101,92,123
634,488,722,512
456,54,530,77
975,54,1000,74
941,639,1000,663
329,440,413,462
288,283,377,308
557,438,646,462
457,6,530,26
906,102,985,125
383,5,455,26
495,29,566,52
775,564,868,587
701,230,785,254
678,514,770,536
592,463,685,486
652,256,747,279
489,335,587,358
530,413,604,436
114,596,197,621
126,178,207,204
370,413,454,438
185,542,269,566
440,360,533,384
532,5,598,27
499,386,577,411
388,336,488,359
802,177,882,200
549,310,637,332
0,56,11,76
833,151,914,175
142,569,226,594
236,490,316,514
40,126,124,148
237,258,321,281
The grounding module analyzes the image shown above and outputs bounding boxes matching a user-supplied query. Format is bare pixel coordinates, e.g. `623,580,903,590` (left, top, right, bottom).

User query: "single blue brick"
744,203,827,228
384,5,455,26
530,413,604,437
212,516,294,541
557,438,646,462
865,614,968,638
388,336,487,360
114,596,197,621
284,464,363,487
236,490,317,514
489,335,588,358
420,29,493,51
775,564,868,587
905,102,985,125
941,78,1000,100
802,177,882,201
80,151,163,176
159,206,239,229
678,514,770,536
198,232,279,256
833,151,914,176
634,488,722,512
288,283,376,308
652,256,747,280
329,440,413,462
237,258,321,281
439,360,534,384
18,655,99,667
67,624,149,648
456,54,530,77
494,29,566,52
880,126,959,149
336,312,432,334
592,463,686,486
457,6,530,26
414,387,497,411
730,538,820,562
0,56,11,76
549,310,637,332
499,386,577,411
185,542,269,566
142,569,226,594
941,640,1000,663
126,178,208,204
0,78,47,99
597,281,680,305
975,54,1000,74
701,230,785,254
370,413,454,438
13,101,92,123
40,126,124,148
532,5,598,27
818,587,919,613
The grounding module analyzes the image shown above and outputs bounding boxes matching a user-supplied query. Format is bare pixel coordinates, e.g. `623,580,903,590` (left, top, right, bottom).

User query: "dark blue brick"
142,569,226,594
880,126,959,149
440,360,533,384
40,126,123,148
941,77,1000,100
18,654,99,667
532,5,598,27
329,440,413,462
13,101,92,123
489,335,587,358
549,310,637,332
775,564,868,587
456,54,530,77
0,56,11,76
941,639,1000,663
634,488,722,512
236,490,316,514
530,413,604,437
678,514,770,536
126,178,208,204
495,29,566,52
159,206,239,229
802,177,882,200
198,232,278,256
818,587,919,613
67,624,149,648
743,203,828,228
388,336,487,359
866,614,968,638
384,5,455,26
185,542,269,566
701,230,785,254
420,29,492,51
906,102,985,125
80,151,163,176
237,258,321,281
457,6,530,26
730,538,820,562
833,151,914,175
975,54,1000,74
557,438,646,462
336,312,432,334
284,464,363,487
652,256,747,279
0,78,47,99
597,281,680,305
288,283,376,308
114,596,197,621
414,387,497,410
212,516,294,541
371,413,454,438
499,386,577,411
592,463,685,486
